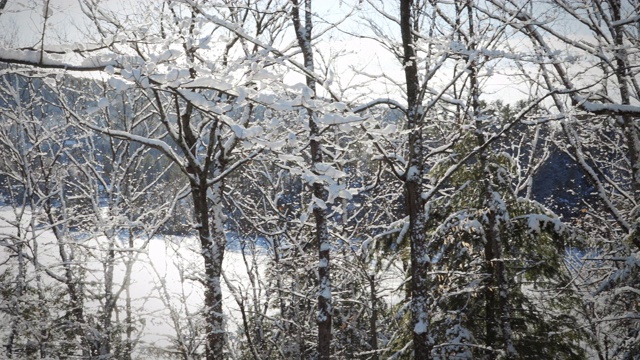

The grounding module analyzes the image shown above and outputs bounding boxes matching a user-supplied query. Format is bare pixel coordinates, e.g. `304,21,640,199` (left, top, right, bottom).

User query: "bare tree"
289,1,333,358
2,0,638,358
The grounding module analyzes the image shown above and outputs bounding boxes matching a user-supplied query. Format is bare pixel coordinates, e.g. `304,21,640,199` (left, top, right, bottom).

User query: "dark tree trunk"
611,0,640,250
368,274,379,360
101,237,115,357
484,242,498,356
400,0,431,358
291,1,332,358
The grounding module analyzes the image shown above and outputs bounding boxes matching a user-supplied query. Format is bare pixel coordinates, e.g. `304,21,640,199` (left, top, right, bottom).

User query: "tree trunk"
192,177,226,359
101,235,115,357
484,242,498,356
369,274,379,360
6,239,26,359
291,1,332,358
124,233,134,360
610,0,640,250
400,0,431,358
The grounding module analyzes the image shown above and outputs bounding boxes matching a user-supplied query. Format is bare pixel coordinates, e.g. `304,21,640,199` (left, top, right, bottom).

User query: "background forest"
0,0,638,359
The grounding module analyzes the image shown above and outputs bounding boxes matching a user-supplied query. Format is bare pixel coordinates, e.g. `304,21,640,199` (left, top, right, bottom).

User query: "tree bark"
610,0,640,250
291,1,332,358
368,274,379,360
400,0,431,358
192,175,226,359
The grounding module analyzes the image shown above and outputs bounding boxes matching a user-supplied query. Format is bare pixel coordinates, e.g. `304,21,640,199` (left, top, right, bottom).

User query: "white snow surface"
0,207,263,358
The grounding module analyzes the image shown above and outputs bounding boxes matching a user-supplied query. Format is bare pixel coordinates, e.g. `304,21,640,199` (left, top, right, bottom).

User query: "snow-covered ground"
0,206,264,358
0,206,407,358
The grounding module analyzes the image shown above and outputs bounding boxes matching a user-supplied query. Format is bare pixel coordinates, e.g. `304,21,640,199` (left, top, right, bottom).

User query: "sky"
0,0,574,104
0,0,90,46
